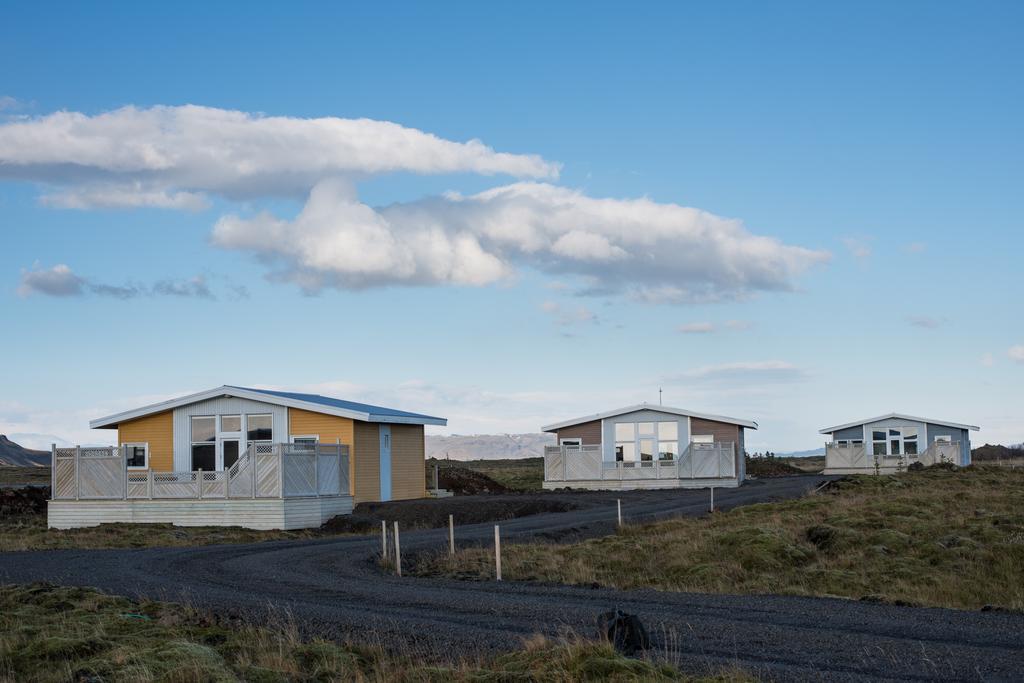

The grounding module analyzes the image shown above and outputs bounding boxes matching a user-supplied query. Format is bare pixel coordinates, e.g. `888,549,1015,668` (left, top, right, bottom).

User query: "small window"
873,441,886,456
292,435,318,451
221,415,241,432
560,438,582,447
934,435,952,443
905,440,919,455
247,414,273,441
614,423,635,441
191,416,215,443
658,441,678,460
124,443,148,469
890,439,901,455
616,442,636,462
852,440,864,447
639,439,655,462
889,429,901,438
638,422,655,436
872,431,886,441
837,440,849,447
657,421,678,441
691,434,714,447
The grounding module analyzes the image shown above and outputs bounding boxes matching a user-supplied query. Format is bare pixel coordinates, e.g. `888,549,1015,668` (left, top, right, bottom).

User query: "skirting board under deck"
48,496,354,531
542,478,740,491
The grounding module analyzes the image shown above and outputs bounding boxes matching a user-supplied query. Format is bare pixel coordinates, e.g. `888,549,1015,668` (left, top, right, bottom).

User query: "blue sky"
1,1,1021,451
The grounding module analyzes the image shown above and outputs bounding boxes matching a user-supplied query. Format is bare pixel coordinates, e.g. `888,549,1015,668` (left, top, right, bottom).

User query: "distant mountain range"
0,435,50,467
774,448,825,458
426,433,555,460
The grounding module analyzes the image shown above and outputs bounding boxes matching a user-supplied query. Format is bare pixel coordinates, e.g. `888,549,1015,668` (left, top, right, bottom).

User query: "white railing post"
123,445,128,500
562,446,567,481
277,444,284,498
148,469,153,499
251,447,257,499
198,468,203,499
74,445,81,500
314,442,320,496
393,521,402,577
50,444,56,499
494,524,502,581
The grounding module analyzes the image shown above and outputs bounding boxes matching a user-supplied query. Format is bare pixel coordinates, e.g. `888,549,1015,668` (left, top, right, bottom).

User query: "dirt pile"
0,487,48,517
437,466,509,495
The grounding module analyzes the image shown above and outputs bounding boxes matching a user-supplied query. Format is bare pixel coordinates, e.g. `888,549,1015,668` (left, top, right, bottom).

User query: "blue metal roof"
228,386,444,422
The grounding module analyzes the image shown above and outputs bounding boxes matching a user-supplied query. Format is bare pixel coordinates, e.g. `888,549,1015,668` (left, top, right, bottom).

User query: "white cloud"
0,104,559,208
1009,346,1024,363
907,315,944,329
214,180,829,299
665,361,806,387
981,353,995,367
17,263,84,297
0,96,20,112
18,264,219,300
841,236,872,260
678,320,752,334
678,322,716,334
540,300,597,327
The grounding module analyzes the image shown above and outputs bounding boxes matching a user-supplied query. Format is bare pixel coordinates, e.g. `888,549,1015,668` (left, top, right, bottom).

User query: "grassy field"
0,584,745,683
0,466,49,485
415,466,1024,611
430,457,544,491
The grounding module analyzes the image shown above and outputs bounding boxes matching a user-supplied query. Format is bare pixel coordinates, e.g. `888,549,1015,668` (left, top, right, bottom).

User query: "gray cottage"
541,403,756,490
820,413,978,474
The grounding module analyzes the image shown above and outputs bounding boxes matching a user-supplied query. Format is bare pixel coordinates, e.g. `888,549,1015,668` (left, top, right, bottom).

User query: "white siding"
173,396,288,471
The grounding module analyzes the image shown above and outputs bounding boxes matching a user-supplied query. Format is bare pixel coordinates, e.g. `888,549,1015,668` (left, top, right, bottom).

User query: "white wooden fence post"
74,445,81,500
148,469,153,499
198,468,203,499
494,524,502,581
393,521,402,577
381,520,388,562
448,514,455,556
617,498,622,527
50,444,56,498
123,445,128,500
313,442,320,495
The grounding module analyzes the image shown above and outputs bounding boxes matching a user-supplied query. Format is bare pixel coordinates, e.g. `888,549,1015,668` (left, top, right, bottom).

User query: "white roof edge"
819,412,980,434
542,403,758,432
90,385,443,428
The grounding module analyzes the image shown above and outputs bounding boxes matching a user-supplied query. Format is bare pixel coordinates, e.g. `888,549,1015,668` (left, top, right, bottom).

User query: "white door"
218,438,241,472
379,425,392,502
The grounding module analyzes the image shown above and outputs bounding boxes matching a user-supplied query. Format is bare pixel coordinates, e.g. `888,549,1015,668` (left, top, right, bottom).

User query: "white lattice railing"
826,441,961,470
543,443,737,482
50,443,350,501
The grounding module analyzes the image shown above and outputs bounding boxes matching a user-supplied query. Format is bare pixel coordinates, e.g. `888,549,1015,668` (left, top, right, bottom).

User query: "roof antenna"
659,387,663,406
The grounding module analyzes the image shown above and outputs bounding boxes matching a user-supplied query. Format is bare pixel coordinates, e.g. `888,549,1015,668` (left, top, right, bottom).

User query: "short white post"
50,444,56,498
393,521,402,577
381,520,389,562
74,445,81,500
197,468,203,499
710,486,714,512
122,445,128,500
494,524,502,581
148,469,153,499
617,498,622,527
448,514,455,556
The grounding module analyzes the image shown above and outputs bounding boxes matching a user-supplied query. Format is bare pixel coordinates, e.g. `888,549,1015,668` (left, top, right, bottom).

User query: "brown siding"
288,408,355,495
689,417,740,445
352,421,381,504
117,410,173,471
389,424,426,501
554,419,602,445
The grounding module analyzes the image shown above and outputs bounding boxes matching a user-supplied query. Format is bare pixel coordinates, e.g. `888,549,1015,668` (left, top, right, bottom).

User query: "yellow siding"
287,408,355,495
117,410,173,471
353,422,380,503
390,424,426,500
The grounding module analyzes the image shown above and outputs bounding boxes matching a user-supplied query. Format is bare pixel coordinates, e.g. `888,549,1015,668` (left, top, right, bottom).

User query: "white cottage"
820,413,978,474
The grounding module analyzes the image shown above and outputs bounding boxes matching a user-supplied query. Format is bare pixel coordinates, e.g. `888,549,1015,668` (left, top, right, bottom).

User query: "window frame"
246,413,274,444
123,442,149,470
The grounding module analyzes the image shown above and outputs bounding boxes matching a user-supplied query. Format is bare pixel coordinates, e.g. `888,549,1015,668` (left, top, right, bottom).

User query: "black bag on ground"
597,609,650,655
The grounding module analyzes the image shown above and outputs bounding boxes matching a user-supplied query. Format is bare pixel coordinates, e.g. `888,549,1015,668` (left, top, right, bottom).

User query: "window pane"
691,434,714,444
614,423,635,441
902,427,917,439
222,415,241,432
872,431,886,441
618,442,636,462
889,429,900,437
127,446,146,467
615,445,624,462
191,416,215,443
852,440,864,446
658,421,678,440
904,440,918,455
890,439,901,455
658,441,678,460
638,422,655,436
247,414,273,441
191,444,215,471
223,440,240,468
639,439,655,461
873,442,886,456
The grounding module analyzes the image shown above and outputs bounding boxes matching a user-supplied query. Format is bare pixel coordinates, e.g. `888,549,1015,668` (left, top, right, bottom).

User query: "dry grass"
0,584,745,682
415,466,1024,611
0,466,49,485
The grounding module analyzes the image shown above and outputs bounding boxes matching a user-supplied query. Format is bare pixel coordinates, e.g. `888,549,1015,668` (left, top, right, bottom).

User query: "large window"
191,416,216,471
872,427,920,457
221,414,241,432
615,420,680,462
124,442,148,469
615,423,635,462
247,414,273,442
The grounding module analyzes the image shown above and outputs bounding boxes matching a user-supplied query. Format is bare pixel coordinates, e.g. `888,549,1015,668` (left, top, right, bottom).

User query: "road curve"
1,476,1021,681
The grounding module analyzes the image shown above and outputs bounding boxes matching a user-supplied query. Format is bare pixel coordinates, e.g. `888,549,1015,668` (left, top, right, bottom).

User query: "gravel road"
2,476,1022,681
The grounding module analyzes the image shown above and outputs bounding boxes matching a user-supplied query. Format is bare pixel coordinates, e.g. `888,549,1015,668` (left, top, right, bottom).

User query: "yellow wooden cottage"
48,386,445,530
